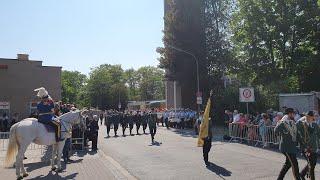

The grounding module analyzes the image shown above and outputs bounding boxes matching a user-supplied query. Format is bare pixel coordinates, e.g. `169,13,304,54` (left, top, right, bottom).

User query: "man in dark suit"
89,115,99,151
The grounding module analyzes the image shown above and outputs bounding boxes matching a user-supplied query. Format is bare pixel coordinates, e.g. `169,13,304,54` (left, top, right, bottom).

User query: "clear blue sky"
0,0,164,75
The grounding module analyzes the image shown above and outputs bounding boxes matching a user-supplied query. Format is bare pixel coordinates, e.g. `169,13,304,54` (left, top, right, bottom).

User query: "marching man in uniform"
274,108,300,180
296,111,320,180
35,87,64,142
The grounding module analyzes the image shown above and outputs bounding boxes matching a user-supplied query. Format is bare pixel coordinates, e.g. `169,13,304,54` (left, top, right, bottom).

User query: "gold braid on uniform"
302,122,312,178
282,120,297,142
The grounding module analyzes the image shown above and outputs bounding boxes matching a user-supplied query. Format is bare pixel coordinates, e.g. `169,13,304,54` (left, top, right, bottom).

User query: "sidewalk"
0,124,136,180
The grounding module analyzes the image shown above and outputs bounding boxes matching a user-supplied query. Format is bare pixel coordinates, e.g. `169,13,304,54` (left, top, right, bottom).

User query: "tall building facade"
163,0,204,110
164,0,182,110
0,54,62,119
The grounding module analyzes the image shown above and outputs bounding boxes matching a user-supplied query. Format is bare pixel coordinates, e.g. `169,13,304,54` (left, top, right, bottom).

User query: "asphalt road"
97,124,320,180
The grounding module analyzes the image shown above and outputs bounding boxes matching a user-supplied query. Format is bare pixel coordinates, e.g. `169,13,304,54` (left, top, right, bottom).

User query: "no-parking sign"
0,102,10,109
239,88,255,102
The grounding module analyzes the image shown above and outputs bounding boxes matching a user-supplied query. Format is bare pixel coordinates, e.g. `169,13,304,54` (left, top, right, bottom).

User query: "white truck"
279,92,320,113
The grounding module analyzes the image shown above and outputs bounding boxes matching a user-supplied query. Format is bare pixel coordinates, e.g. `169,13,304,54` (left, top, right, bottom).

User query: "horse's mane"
59,110,80,120
24,118,38,121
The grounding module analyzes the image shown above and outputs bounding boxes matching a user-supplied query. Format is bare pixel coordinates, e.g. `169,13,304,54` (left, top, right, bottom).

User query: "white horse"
4,110,86,180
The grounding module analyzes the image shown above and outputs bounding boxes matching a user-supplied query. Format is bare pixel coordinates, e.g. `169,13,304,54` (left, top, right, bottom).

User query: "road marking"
98,149,137,180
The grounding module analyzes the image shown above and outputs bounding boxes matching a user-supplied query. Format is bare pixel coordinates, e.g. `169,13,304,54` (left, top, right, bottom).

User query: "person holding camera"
296,111,320,180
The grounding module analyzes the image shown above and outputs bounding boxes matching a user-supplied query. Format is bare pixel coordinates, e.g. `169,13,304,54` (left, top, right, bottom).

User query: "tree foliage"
62,65,164,110
61,70,87,104
159,0,319,117
229,0,320,112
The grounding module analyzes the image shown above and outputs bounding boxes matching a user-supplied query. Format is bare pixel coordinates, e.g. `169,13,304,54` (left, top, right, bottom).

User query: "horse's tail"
4,123,19,168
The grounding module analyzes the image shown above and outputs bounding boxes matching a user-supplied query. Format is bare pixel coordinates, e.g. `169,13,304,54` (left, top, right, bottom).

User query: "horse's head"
59,110,83,125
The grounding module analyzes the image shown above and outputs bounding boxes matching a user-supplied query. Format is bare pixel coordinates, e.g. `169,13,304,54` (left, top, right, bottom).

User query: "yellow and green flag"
197,96,211,147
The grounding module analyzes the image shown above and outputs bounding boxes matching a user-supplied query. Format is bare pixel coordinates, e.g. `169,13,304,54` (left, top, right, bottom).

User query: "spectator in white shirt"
232,110,240,123
293,109,301,122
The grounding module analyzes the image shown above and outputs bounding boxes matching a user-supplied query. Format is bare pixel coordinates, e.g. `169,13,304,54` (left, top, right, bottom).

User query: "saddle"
36,119,59,133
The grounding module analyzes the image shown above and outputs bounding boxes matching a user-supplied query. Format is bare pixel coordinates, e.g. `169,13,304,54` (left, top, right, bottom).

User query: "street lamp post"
167,45,201,111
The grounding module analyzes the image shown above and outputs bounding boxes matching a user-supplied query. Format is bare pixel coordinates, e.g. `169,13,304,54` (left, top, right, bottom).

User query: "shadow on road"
148,141,162,146
25,158,83,172
25,161,51,172
169,126,226,139
28,172,79,180
206,162,232,179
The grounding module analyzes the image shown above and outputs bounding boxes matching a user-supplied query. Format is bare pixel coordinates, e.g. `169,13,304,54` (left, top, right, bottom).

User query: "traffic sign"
239,88,255,102
197,97,202,104
196,91,202,97
0,102,10,109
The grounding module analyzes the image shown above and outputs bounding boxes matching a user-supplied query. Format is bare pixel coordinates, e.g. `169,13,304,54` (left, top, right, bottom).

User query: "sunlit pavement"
98,123,320,180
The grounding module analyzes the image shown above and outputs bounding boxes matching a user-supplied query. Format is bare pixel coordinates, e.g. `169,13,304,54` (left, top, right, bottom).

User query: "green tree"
137,66,165,101
85,64,128,110
231,0,320,86
230,0,320,111
125,68,140,100
61,70,87,104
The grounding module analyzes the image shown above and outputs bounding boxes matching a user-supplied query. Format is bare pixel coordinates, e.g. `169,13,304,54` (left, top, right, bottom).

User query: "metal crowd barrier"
71,130,85,151
228,123,280,146
0,132,46,153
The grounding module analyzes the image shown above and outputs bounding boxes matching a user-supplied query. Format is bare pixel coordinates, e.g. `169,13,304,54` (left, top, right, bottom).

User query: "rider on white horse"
34,87,64,142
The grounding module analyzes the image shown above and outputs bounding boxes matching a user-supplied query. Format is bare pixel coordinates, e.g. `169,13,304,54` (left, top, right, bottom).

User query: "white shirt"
280,115,290,124
233,114,240,123
294,114,301,122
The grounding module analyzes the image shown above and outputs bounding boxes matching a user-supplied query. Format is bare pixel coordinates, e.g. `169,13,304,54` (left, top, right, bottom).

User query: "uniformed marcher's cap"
284,108,294,114
307,111,314,116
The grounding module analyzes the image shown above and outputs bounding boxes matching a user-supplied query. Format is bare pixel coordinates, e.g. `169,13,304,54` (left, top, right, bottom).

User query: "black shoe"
205,161,210,166
299,173,306,180
23,157,27,160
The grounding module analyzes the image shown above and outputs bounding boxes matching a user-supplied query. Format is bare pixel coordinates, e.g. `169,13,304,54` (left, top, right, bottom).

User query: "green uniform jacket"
274,120,299,154
296,119,320,153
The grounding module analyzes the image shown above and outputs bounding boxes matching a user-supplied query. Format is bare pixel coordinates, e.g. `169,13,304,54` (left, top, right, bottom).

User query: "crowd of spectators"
225,108,320,148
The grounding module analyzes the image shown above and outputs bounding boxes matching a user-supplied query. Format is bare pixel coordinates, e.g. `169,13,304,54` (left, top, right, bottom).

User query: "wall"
0,58,61,119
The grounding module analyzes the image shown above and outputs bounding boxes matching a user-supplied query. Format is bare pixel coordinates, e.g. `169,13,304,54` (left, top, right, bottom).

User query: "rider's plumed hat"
34,87,51,99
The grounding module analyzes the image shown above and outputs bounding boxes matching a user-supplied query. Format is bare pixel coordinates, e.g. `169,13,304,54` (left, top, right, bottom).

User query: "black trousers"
114,124,119,135
106,125,111,135
164,118,169,129
136,123,141,134
301,152,317,180
121,123,127,135
91,133,98,150
202,137,212,163
180,119,185,129
129,123,134,134
161,117,164,126
149,126,157,139
142,123,147,133
3,121,8,132
277,153,300,180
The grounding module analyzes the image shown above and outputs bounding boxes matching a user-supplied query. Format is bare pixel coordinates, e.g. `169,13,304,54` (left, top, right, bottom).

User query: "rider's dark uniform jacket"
37,101,54,123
